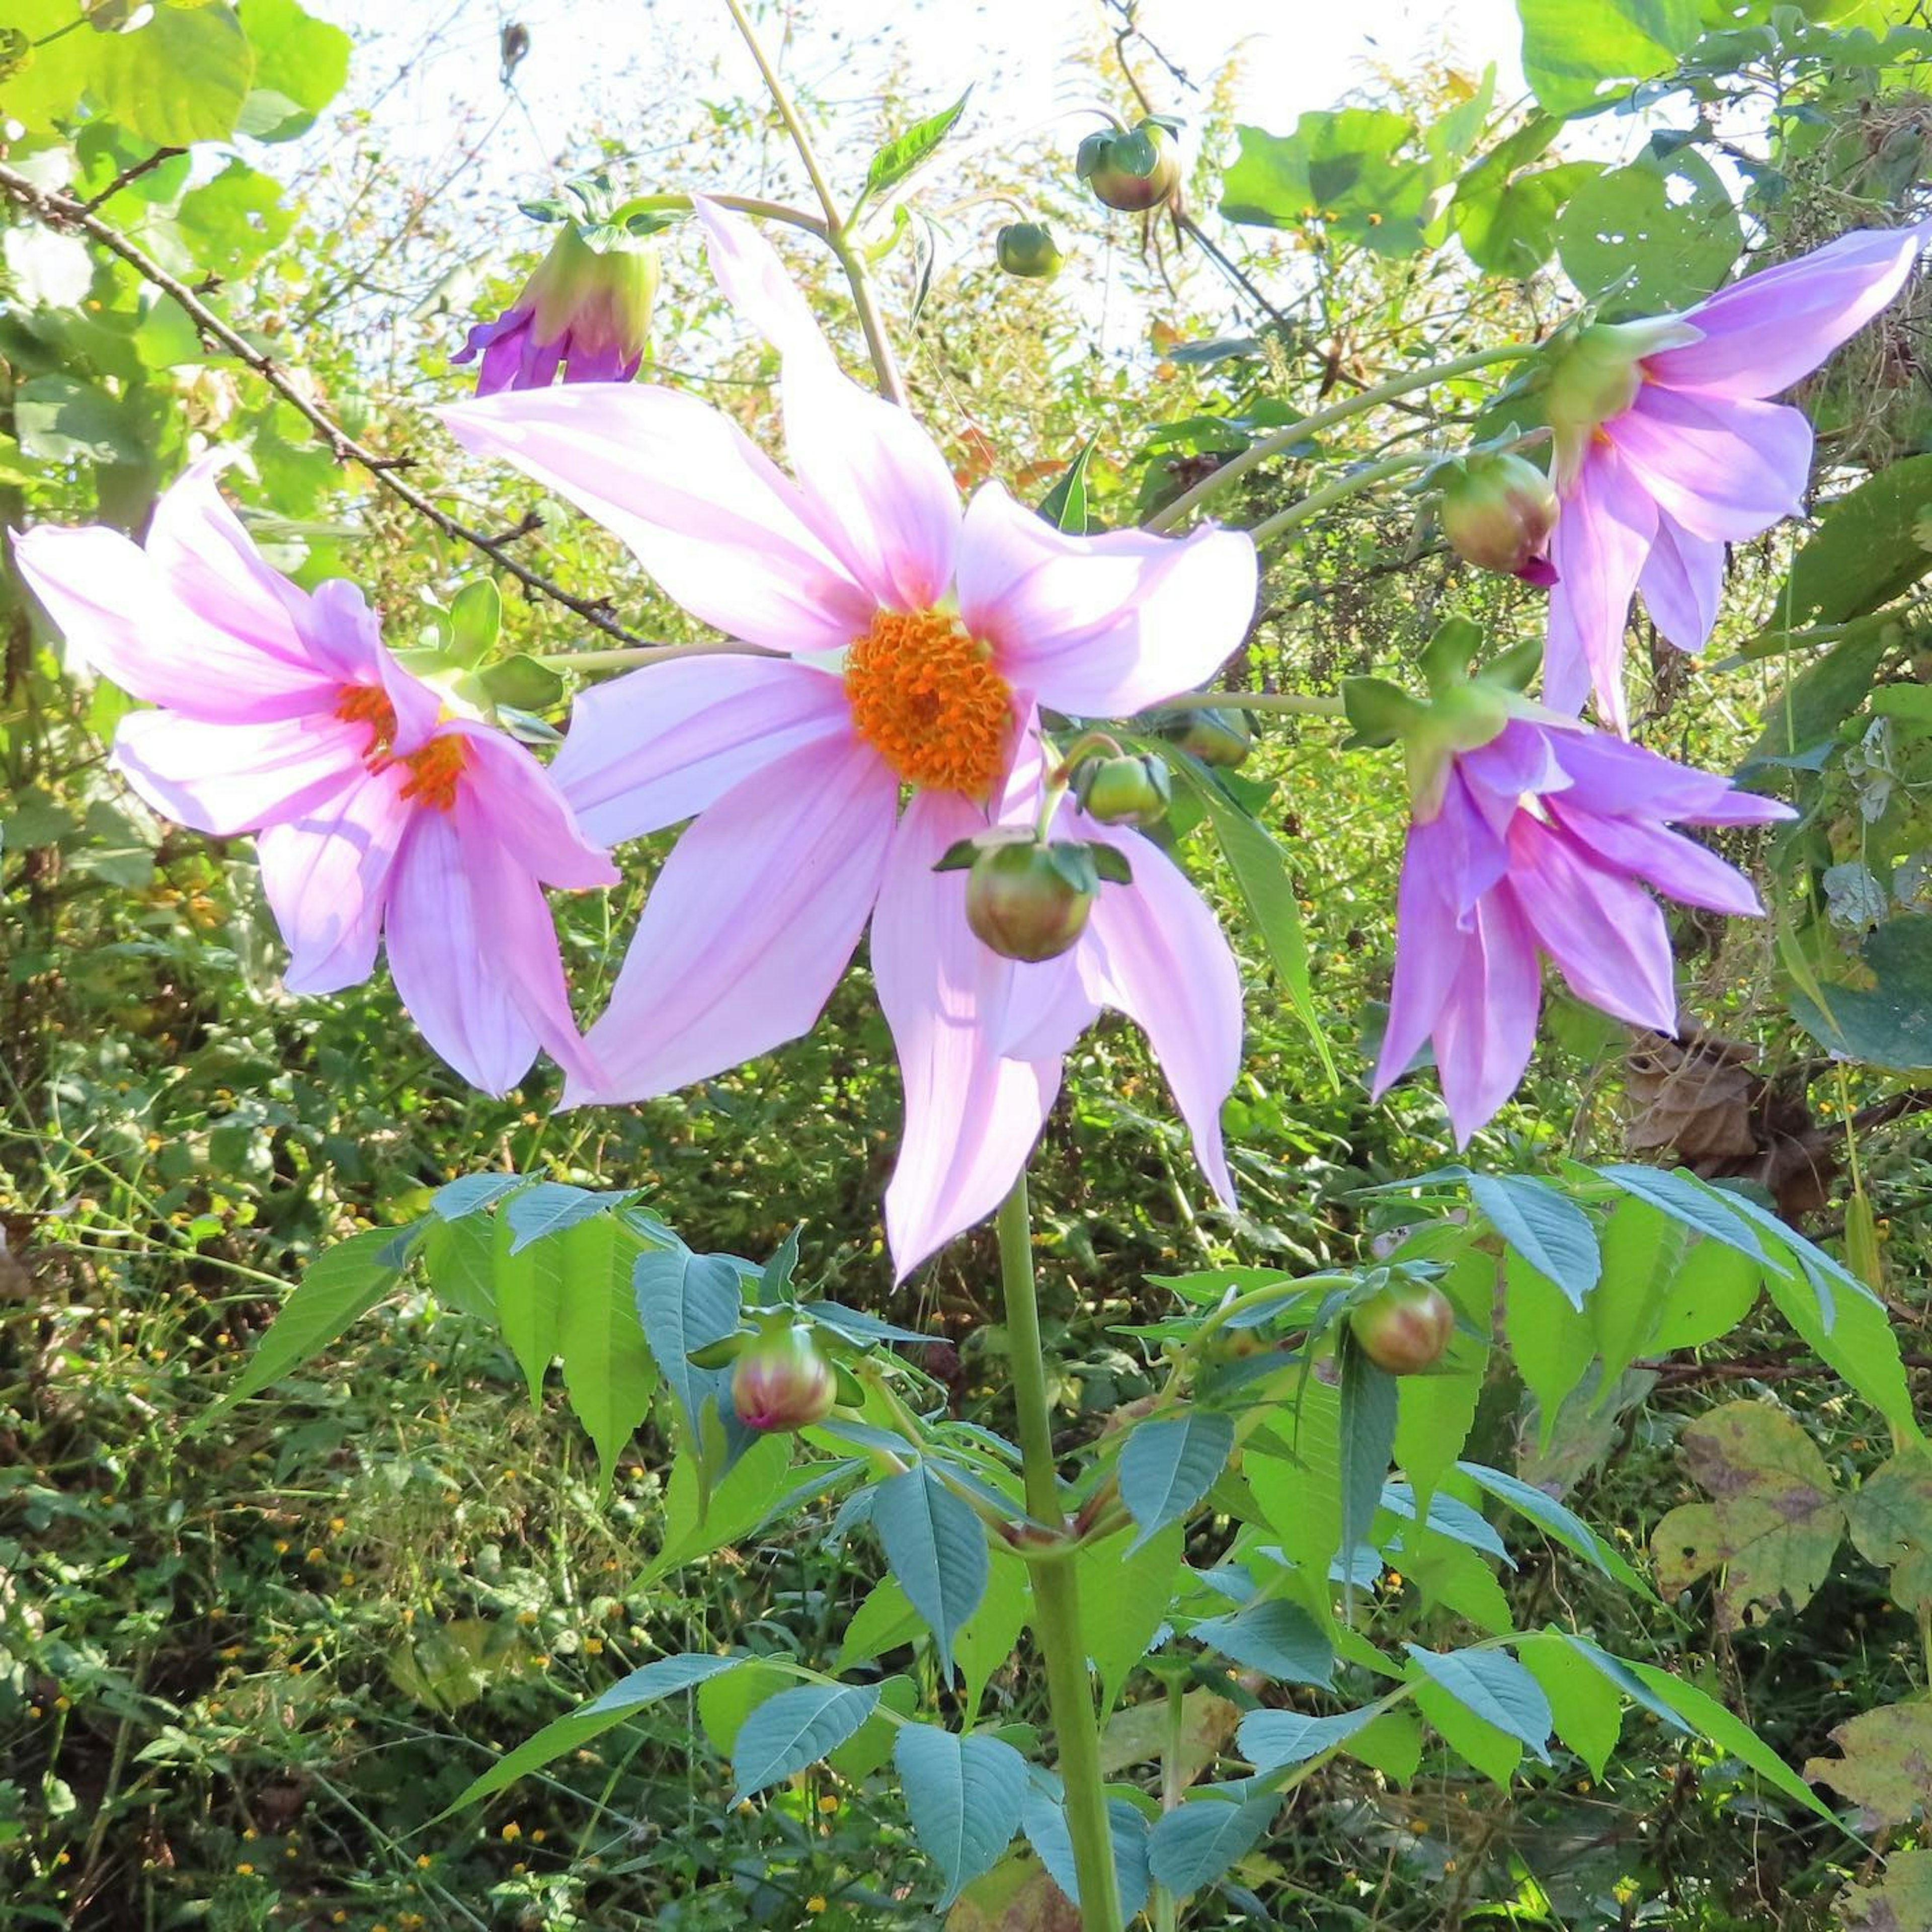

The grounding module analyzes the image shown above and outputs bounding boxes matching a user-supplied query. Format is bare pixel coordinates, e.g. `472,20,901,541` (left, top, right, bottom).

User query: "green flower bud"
1438,451,1559,585
1164,706,1251,769
1077,117,1182,213
1073,753,1171,827
1539,316,1698,482
965,837,1097,962
1348,1279,1455,1375
996,222,1065,280
730,1321,838,1433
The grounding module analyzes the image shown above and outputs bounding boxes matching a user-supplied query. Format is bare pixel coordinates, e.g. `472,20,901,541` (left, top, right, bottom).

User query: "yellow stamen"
844,607,1010,796
334,683,467,814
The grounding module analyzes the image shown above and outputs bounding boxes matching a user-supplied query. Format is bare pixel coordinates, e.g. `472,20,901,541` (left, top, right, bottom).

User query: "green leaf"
632,1246,742,1452
1744,621,1894,768
1337,1344,1399,1594
177,161,293,277
1145,1794,1277,1897
1081,1523,1184,1716
1622,1660,1839,1822
1789,916,1932,1071
1452,154,1597,277
731,1682,880,1802
955,1559,1031,1719
1803,1702,1932,1830
1189,1599,1334,1687
1119,1411,1235,1551
894,1723,1029,1907
1455,1461,1656,1598
1220,111,1436,255
1555,158,1740,313
1405,1645,1552,1760
1504,1250,1597,1439
209,1225,402,1411
1588,1197,1689,1382
1516,1632,1624,1779
94,0,257,145
1595,1164,1776,1267
648,1434,797,1580
504,1181,613,1254
1779,454,1932,629
829,1672,915,1783
492,1209,565,1406
1036,439,1096,534
872,1465,988,1680
14,374,144,466
555,1214,658,1498
1650,1400,1844,1627
1466,1172,1600,1308
1021,1790,1151,1921
1846,1444,1932,1610
1238,1705,1377,1771
239,0,350,137
1392,1245,1492,1507
446,577,502,669
862,87,971,200
1648,1236,1763,1350
1839,1848,1932,1930
1514,0,1702,117
436,1653,742,1816
837,1577,921,1671
420,1214,497,1323
430,1172,522,1221
1174,764,1336,1082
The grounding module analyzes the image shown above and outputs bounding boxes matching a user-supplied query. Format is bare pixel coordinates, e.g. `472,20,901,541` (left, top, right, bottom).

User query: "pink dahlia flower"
1373,713,1793,1143
442,200,1257,1275
1543,221,1932,732
12,459,616,1093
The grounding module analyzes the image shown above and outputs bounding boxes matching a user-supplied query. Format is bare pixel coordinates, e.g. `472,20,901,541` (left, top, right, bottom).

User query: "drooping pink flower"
11,459,617,1093
442,200,1257,1276
1373,712,1793,1143
1542,221,1932,732
455,223,659,394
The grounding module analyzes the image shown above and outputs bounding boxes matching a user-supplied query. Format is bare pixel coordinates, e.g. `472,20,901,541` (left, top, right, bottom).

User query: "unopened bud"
1072,753,1171,827
1164,706,1251,769
965,837,1096,962
1348,1280,1455,1375
996,222,1065,279
730,1322,837,1433
1076,117,1182,214
1438,452,1558,586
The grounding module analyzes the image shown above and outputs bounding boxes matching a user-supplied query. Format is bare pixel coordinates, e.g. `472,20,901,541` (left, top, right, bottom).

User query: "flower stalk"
997,1175,1122,1932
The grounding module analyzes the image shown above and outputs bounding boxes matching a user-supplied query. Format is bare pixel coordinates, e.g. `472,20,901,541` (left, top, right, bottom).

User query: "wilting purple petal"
550,654,855,845
569,733,899,1105
441,386,876,655
956,482,1257,714
255,768,411,995
1544,443,1657,730
874,790,1061,1278
1645,221,1932,401
1638,513,1725,655
1078,817,1244,1205
113,710,366,836
1606,387,1811,541
446,725,620,890
1432,889,1542,1147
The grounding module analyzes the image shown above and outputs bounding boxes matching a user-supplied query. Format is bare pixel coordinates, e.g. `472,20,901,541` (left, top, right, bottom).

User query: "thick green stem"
1144,342,1538,533
997,1177,1123,1932
1247,450,1434,548
533,639,779,675
610,190,829,240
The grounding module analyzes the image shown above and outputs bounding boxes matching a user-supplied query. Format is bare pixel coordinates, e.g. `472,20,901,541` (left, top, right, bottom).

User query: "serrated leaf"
632,1247,743,1451
1189,1599,1333,1687
1145,1793,1277,1897
436,1652,743,1816
895,1723,1029,1906
430,1171,522,1221
872,1465,988,1680
1021,1789,1151,1921
1595,1164,1776,1268
863,87,971,198
556,1214,658,1498
1338,1343,1399,1601
420,1214,496,1323
1082,1523,1185,1716
492,1208,565,1405
1237,1705,1377,1772
1466,1172,1600,1308
1119,1411,1235,1551
1516,1632,1624,1780
95,0,257,145
1455,1460,1656,1597
1846,1445,1932,1611
504,1180,613,1254
731,1682,881,1802
1405,1645,1552,1760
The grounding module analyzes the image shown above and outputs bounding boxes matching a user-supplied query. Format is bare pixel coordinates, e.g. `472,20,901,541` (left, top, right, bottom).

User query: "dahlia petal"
114,710,367,836
12,523,335,721
255,769,411,995
1432,889,1542,1146
1372,813,1472,1098
290,576,391,688
1079,820,1244,1205
440,386,875,654
693,194,828,363
386,812,541,1094
1645,221,1932,400
1548,800,1764,917
569,733,898,1104
997,954,1098,1062
1638,513,1725,655
956,483,1258,714
1542,730,1794,828
874,791,1061,1279
1506,817,1677,1030
1606,388,1811,541
1424,769,1513,915
1544,444,1657,731
548,655,854,844
1455,718,1573,818
445,725,620,890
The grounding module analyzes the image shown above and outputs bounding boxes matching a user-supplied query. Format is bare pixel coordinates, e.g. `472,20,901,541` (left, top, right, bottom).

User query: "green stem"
998,1176,1123,1932
721,0,909,407
532,640,780,675
1143,342,1538,533
1150,1671,1188,1932
610,190,829,239
1145,690,1344,718
1247,450,1435,548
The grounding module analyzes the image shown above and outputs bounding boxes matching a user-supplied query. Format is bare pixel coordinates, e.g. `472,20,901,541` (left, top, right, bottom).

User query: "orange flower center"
843,608,1010,796
333,684,468,815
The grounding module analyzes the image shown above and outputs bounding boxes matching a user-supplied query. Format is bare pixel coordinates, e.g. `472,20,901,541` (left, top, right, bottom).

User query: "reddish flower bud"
1438,451,1559,586
455,222,660,396
1348,1279,1455,1376
730,1322,838,1433
1077,118,1182,214
996,222,1065,280
965,837,1097,963
1073,753,1171,828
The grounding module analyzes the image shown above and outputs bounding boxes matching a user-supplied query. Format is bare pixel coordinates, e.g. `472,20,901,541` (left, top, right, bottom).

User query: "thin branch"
82,145,184,214
0,160,654,650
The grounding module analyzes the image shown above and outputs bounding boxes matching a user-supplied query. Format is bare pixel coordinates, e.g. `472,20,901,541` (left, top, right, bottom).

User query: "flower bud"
1164,707,1251,769
996,222,1065,280
1072,753,1171,828
730,1322,838,1433
965,837,1097,962
1348,1279,1455,1375
455,222,660,396
1077,118,1182,213
1538,316,1698,482
1438,452,1559,586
